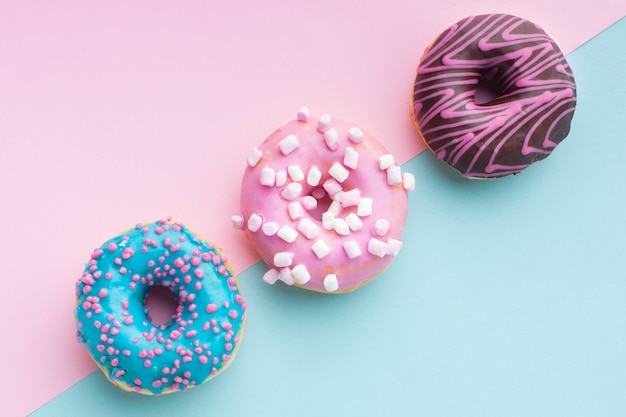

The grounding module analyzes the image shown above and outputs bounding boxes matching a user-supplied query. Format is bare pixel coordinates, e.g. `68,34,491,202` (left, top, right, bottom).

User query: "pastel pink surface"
0,1,623,415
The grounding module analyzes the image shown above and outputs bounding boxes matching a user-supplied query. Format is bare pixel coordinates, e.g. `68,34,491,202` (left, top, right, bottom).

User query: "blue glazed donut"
74,218,247,394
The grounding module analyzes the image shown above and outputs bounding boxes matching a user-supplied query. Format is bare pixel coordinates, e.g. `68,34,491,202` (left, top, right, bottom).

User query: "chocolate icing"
412,14,577,178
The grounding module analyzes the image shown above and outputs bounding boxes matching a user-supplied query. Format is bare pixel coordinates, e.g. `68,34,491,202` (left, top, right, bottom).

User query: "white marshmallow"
275,169,287,187
278,268,295,285
342,240,362,259
288,202,305,220
291,264,311,284
247,147,263,167
260,167,276,186
307,166,322,187
301,195,318,210
345,213,363,231
231,214,244,229
317,113,331,133
348,127,364,143
323,178,343,198
281,182,303,200
323,274,339,292
262,268,279,285
332,218,350,236
311,239,330,258
386,238,403,256
261,222,279,236
323,128,339,151
279,134,299,155
287,165,305,182
343,146,359,169
378,154,395,170
386,166,403,186
367,238,388,258
277,225,298,243
274,252,294,267
322,211,335,230
340,188,361,207
357,198,373,217
296,106,310,122
247,213,262,232
403,172,415,191
329,162,349,183
297,218,320,239
374,219,390,236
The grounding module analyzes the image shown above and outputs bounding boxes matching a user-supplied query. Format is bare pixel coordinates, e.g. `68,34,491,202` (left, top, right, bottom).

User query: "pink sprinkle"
184,371,191,378
101,324,110,333
201,253,211,262
82,301,91,310
111,358,119,366
235,295,243,304
144,360,152,368
228,310,238,319
171,244,181,252
212,357,219,365
182,356,192,363
96,344,105,352
152,380,162,387
163,238,171,247
202,322,210,331
194,269,204,279
181,264,190,274
162,367,170,374
186,330,197,338
174,258,184,268
98,289,108,298
217,266,226,275
221,323,232,330
91,249,104,259
124,317,133,325
108,243,118,252
122,248,135,260
198,355,208,364
81,275,95,285
115,369,125,377
223,301,230,308
170,330,180,340
195,282,202,290
184,275,192,284
93,320,101,329
206,304,217,313
225,343,233,351
82,285,91,295
123,350,131,356
110,328,119,335
139,350,147,358
191,257,201,266
121,300,129,309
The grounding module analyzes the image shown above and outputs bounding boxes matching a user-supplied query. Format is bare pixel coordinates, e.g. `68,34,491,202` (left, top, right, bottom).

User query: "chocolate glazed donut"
412,14,577,178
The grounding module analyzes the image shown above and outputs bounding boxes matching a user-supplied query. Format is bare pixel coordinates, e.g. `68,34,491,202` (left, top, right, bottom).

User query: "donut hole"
474,71,504,105
307,188,333,221
144,285,179,328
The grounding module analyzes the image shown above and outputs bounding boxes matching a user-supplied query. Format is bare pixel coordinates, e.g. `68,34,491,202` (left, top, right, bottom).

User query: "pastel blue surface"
32,17,626,417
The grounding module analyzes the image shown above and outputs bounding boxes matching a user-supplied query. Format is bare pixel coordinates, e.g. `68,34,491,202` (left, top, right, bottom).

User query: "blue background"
32,17,626,417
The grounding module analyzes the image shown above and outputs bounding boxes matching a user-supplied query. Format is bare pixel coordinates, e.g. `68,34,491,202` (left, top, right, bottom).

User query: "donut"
234,108,414,293
74,218,247,394
412,13,577,178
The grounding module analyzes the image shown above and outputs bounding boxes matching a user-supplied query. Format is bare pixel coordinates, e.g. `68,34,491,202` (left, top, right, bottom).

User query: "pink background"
0,1,624,415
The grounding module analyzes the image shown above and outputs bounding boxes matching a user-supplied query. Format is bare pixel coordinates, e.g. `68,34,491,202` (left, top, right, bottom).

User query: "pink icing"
239,109,412,293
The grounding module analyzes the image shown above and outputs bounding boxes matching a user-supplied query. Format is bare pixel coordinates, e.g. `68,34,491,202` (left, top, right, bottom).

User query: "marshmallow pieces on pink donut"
235,108,413,293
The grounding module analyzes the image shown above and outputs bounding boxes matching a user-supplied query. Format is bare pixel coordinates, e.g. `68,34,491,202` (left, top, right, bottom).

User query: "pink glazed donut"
234,107,414,293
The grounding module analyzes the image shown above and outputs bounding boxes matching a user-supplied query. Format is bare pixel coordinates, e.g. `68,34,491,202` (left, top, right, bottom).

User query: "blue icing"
75,219,247,394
